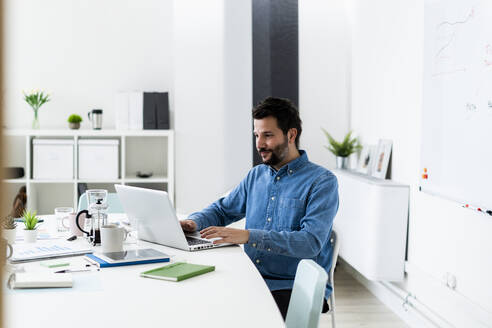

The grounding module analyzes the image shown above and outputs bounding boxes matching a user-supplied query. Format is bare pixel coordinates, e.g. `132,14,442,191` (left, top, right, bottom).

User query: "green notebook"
140,262,215,282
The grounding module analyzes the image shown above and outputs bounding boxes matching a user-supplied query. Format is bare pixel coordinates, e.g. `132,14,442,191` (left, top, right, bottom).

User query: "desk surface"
4,215,285,328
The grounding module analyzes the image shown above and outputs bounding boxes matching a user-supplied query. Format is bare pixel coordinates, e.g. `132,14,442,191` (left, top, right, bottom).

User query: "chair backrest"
329,230,340,286
285,259,328,328
77,192,124,213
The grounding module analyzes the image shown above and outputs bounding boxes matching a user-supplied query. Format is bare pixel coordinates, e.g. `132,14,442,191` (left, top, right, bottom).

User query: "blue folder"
86,253,170,268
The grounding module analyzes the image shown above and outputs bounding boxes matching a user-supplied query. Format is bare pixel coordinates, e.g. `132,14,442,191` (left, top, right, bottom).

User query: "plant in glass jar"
23,89,51,129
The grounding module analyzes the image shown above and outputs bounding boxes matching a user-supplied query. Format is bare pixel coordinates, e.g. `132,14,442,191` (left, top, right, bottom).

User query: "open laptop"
115,184,232,251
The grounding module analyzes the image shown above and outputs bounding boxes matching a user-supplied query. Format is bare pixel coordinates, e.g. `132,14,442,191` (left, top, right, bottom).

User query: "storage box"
33,139,74,180
78,139,119,180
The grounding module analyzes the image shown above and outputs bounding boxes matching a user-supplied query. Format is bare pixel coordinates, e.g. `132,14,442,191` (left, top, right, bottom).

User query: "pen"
55,269,93,274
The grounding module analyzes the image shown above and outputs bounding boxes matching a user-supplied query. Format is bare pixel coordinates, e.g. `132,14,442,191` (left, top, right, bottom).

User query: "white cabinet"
333,169,409,281
3,129,174,215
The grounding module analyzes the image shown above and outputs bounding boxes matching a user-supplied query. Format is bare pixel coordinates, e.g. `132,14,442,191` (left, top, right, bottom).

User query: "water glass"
125,217,139,245
54,207,74,233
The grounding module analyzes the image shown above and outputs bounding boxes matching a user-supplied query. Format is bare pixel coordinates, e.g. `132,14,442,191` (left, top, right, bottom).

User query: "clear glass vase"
32,110,40,129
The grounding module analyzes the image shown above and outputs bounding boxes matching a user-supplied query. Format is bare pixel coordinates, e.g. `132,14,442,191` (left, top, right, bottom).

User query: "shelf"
124,175,169,183
3,129,174,137
29,179,75,183
3,178,27,183
77,179,123,184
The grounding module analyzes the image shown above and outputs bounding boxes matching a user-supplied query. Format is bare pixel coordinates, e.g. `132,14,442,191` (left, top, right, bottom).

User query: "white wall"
299,0,350,168
3,0,173,129
349,0,492,326
173,0,252,214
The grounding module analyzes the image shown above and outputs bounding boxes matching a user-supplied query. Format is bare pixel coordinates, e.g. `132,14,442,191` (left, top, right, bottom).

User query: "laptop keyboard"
186,237,212,246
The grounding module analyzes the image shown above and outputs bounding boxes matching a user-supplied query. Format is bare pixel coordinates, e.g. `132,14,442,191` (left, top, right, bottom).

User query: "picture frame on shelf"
372,139,393,179
357,144,377,175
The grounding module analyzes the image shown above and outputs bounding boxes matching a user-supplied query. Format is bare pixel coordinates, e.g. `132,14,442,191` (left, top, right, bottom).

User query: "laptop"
115,184,232,251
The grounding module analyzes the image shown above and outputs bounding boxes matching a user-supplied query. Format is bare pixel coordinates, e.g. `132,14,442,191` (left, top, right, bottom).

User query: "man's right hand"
180,219,197,232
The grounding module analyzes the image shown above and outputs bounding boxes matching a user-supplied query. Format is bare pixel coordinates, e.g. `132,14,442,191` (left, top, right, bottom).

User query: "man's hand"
180,219,197,232
200,226,250,244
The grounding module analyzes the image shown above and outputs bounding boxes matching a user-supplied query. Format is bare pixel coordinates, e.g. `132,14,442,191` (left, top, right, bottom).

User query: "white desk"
4,215,285,328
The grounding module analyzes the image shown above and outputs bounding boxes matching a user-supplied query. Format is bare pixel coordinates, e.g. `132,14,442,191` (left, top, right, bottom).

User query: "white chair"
285,259,328,328
327,230,340,328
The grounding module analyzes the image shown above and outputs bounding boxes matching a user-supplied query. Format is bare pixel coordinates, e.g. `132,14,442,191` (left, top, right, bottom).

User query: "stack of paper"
10,241,93,263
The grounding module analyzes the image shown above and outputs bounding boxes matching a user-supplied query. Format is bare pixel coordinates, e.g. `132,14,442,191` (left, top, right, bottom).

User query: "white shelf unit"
3,129,174,214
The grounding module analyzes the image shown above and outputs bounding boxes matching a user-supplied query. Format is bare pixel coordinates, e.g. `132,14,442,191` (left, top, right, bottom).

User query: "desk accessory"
140,262,215,282
10,241,93,263
85,249,170,268
8,272,72,289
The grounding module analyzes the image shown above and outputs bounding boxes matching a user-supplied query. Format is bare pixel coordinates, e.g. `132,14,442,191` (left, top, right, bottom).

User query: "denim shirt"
189,150,339,298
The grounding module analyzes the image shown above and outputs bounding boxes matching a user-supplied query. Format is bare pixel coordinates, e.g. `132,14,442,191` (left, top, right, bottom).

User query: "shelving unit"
3,129,174,214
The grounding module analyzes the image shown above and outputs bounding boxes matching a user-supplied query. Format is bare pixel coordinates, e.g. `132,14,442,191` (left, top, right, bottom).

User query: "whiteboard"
422,0,492,209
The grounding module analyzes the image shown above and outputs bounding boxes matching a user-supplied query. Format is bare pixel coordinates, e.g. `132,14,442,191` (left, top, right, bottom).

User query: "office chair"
327,230,341,328
285,259,328,328
77,192,125,213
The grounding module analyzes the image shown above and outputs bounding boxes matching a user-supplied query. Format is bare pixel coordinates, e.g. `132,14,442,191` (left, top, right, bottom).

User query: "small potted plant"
322,129,361,169
23,89,51,129
2,215,17,245
68,114,83,129
22,210,39,243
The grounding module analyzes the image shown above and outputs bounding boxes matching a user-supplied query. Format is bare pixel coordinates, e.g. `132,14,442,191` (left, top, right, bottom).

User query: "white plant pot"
23,229,38,243
2,229,17,245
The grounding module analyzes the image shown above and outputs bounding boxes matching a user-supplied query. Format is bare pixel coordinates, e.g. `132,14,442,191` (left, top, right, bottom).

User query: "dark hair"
252,97,302,148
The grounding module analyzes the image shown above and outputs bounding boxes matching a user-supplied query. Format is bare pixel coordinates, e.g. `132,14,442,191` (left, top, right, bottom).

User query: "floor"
319,266,409,328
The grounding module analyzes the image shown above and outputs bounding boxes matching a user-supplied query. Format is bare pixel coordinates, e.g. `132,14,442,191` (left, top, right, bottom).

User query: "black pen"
55,269,91,273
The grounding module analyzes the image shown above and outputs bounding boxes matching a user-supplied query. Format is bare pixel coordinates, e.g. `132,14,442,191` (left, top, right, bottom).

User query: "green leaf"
321,128,361,157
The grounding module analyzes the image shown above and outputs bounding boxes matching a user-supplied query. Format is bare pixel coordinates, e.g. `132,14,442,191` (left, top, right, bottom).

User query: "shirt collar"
268,150,308,175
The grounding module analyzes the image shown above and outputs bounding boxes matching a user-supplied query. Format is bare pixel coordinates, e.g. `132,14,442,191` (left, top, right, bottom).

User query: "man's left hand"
200,226,250,244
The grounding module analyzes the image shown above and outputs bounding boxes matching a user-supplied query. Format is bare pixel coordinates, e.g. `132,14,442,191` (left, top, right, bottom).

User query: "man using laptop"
180,97,339,319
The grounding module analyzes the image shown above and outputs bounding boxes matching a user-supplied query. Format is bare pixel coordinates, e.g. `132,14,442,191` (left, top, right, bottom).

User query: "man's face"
254,116,290,166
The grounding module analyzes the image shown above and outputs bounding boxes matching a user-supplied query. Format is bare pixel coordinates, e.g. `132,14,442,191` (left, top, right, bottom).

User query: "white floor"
320,266,409,328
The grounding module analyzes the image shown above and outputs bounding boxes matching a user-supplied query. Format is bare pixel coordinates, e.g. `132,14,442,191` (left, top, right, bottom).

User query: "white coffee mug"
100,224,127,253
63,212,85,237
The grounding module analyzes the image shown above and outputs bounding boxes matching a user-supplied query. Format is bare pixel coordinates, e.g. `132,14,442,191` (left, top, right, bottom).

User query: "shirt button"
256,259,260,264
267,248,271,252
267,217,272,222
276,176,280,181
271,196,275,201
252,243,256,247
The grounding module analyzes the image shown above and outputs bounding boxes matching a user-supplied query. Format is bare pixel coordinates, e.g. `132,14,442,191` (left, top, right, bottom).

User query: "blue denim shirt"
189,150,339,298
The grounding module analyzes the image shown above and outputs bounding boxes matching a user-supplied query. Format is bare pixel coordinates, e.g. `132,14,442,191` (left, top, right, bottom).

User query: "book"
115,92,130,130
8,272,73,289
10,241,93,263
143,92,157,129
129,91,143,130
85,249,170,268
156,92,169,129
140,262,215,282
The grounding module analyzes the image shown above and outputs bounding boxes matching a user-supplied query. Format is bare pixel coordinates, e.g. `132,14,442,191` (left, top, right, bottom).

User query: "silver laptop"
115,184,231,251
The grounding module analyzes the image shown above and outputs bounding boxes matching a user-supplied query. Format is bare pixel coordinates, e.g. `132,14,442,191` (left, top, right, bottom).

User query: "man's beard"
258,136,289,166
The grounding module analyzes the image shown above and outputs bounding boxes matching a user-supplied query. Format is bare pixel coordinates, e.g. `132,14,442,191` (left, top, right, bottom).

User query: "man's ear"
288,128,297,144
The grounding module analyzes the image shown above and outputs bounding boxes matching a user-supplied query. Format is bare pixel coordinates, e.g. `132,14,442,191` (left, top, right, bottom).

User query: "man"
180,97,339,319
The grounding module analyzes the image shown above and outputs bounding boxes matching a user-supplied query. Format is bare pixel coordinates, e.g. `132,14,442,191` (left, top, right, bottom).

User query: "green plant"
322,129,362,158
67,114,83,123
23,89,50,112
22,210,39,230
3,215,17,230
